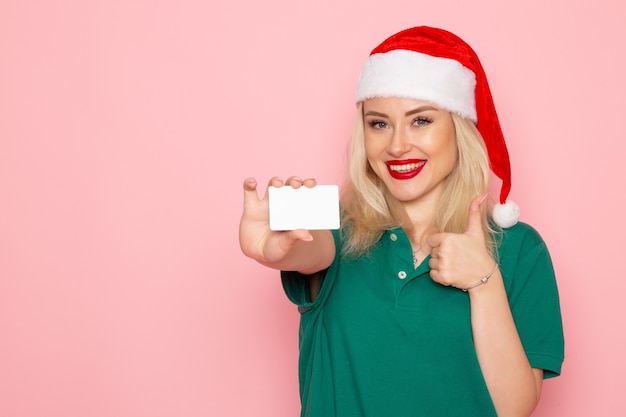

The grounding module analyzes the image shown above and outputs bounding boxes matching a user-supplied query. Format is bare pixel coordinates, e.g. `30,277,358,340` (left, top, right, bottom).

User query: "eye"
367,120,388,129
413,117,432,127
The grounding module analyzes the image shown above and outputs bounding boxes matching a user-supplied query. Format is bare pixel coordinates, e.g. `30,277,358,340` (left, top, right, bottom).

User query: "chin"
386,188,422,203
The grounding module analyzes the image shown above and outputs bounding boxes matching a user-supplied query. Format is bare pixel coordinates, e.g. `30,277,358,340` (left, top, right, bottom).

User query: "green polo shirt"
282,222,564,417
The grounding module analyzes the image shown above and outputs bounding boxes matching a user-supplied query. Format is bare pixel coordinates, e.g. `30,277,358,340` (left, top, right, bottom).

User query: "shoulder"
498,221,547,251
496,221,554,275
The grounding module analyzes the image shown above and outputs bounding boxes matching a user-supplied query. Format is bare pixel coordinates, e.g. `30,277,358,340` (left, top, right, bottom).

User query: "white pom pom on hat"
492,200,520,228
355,26,520,228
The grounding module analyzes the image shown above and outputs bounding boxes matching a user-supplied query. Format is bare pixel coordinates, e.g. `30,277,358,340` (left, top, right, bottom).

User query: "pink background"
1,0,624,416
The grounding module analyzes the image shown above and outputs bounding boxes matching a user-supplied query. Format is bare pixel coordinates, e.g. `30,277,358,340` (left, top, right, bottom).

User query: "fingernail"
478,193,488,205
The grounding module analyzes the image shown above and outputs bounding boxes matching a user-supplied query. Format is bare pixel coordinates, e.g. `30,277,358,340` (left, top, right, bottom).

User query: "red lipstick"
385,159,426,180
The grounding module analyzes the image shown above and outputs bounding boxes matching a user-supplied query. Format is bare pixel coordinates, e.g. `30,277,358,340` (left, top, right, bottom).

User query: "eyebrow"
364,105,438,118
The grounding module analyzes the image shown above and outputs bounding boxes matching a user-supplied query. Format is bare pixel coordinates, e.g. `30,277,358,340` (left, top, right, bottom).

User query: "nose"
387,127,411,157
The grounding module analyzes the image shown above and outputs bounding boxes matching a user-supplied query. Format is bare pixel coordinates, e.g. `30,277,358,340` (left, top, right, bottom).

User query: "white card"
268,185,340,231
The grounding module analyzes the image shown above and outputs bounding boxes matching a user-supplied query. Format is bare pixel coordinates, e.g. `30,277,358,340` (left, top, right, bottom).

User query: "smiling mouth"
386,160,426,179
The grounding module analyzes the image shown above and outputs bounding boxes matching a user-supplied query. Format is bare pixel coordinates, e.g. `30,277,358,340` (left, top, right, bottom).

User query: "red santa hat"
355,26,519,228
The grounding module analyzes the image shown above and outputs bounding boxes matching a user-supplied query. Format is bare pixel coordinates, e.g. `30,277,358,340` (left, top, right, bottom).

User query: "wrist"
462,263,499,292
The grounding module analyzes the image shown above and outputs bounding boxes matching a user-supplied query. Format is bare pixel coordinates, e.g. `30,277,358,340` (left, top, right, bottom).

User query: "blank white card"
268,185,340,231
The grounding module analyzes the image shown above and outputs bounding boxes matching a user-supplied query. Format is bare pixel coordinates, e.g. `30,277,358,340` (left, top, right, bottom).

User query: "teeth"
388,161,425,172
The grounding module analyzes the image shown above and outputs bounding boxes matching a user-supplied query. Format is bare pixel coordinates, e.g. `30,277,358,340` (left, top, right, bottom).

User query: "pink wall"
1,0,624,415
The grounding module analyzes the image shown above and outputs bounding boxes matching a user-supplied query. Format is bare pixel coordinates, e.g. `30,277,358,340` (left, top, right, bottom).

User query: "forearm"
256,230,335,274
469,270,541,417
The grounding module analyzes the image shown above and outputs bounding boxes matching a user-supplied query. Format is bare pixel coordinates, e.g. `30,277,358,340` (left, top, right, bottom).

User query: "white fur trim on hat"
492,200,520,228
355,49,477,121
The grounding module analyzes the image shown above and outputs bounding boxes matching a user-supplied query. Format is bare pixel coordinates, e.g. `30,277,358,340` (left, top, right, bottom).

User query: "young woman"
239,26,564,417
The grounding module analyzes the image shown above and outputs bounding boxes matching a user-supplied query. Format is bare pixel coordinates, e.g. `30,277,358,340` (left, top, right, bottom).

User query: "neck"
401,191,440,246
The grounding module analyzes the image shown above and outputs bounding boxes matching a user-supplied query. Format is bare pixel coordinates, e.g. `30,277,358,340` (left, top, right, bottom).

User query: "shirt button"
398,271,407,280
390,233,398,241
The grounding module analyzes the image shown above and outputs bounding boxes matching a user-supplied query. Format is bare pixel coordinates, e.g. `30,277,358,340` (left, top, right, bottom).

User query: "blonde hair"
340,104,498,258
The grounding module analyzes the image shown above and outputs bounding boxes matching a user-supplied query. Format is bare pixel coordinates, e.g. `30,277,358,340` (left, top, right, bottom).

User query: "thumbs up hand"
427,194,496,290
